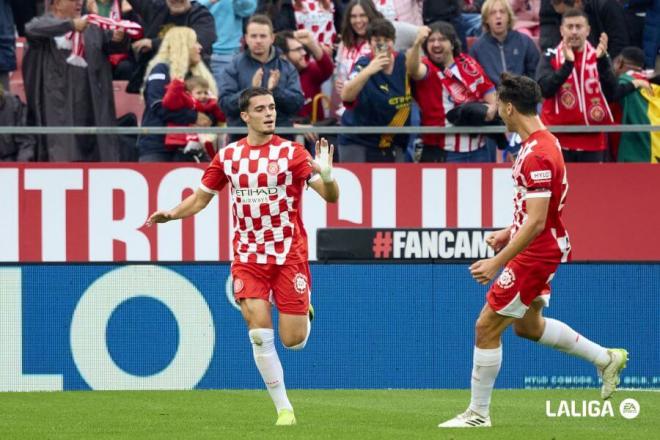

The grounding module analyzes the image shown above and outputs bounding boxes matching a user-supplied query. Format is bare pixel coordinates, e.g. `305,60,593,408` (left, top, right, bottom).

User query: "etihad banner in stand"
1,163,658,262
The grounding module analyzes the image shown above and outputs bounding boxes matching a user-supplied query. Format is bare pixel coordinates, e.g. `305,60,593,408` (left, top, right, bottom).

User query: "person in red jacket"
162,75,225,160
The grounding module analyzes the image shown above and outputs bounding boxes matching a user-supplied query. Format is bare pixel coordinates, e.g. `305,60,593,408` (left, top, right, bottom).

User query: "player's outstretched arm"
308,138,339,203
470,197,549,285
145,188,215,226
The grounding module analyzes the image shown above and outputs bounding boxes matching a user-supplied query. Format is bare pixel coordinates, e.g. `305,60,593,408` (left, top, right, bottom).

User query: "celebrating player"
146,87,339,426
438,73,628,428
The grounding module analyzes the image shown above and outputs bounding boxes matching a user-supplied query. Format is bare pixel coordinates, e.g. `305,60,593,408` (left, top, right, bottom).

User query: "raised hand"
414,26,432,47
267,69,280,90
365,52,390,75
595,32,608,59
311,137,334,183
562,42,575,63
252,67,264,88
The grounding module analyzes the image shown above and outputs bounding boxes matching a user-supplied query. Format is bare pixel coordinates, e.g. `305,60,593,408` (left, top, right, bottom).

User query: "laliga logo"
546,398,640,419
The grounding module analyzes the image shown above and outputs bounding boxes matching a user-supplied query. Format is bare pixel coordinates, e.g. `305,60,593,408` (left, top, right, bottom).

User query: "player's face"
497,97,515,131
243,94,277,135
560,16,590,51
246,23,274,57
426,31,453,67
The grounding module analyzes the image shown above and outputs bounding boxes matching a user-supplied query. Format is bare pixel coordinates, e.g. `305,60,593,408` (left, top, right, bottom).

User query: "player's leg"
273,263,312,350
514,294,628,399
233,264,295,424
439,303,514,428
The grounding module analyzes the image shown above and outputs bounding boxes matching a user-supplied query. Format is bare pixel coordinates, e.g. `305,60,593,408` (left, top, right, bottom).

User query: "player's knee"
282,333,307,350
513,321,543,341
474,318,498,347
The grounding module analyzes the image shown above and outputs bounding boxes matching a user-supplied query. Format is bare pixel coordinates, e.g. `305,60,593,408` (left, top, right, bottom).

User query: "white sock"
538,318,610,368
468,346,502,418
248,328,293,412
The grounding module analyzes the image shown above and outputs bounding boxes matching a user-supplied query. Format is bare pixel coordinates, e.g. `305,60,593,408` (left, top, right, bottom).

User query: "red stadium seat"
113,80,144,122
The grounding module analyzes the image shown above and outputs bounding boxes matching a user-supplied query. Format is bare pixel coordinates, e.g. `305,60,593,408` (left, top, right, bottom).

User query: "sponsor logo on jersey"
293,273,308,294
233,277,244,293
530,170,552,181
234,187,279,204
497,267,516,289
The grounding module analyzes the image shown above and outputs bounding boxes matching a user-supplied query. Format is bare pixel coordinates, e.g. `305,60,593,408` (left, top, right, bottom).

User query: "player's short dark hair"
497,73,542,116
239,87,274,112
246,14,274,33
366,18,395,41
561,7,589,24
274,30,296,53
184,75,209,91
618,46,645,69
425,21,462,58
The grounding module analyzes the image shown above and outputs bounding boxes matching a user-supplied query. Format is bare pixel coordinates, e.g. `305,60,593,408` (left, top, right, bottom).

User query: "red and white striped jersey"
294,0,337,47
200,135,317,265
511,129,571,262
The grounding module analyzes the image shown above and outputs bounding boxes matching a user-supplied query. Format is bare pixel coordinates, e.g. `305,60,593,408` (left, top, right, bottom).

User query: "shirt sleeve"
289,143,315,182
521,153,553,199
200,154,228,194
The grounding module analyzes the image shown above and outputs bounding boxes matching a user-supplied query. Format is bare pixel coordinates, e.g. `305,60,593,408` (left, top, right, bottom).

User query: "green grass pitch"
0,389,657,439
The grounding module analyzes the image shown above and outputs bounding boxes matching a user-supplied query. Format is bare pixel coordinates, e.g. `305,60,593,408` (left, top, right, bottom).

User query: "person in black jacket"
422,0,466,48
257,0,297,32
124,0,217,93
0,83,35,161
547,0,629,58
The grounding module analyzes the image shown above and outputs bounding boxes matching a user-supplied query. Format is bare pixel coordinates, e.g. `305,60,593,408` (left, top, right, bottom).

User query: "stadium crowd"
0,0,659,163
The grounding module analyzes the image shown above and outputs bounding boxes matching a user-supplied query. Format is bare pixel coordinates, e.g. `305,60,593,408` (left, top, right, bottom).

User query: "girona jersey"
511,129,571,262
200,135,316,265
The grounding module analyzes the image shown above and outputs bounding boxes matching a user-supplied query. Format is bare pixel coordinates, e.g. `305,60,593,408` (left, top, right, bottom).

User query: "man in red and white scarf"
537,8,620,162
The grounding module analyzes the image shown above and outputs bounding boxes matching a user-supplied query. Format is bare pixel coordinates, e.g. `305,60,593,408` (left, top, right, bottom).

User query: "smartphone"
375,42,388,54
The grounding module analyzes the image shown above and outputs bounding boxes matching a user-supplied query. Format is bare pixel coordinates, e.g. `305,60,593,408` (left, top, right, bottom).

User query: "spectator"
335,0,382,117
510,0,540,37
539,0,561,51
407,22,497,162
373,0,397,21
0,83,35,161
137,26,215,161
611,46,660,162
198,0,257,88
0,0,17,91
23,0,129,161
469,0,540,85
124,0,216,93
462,0,485,38
218,14,304,139
339,18,412,162
275,29,334,120
422,0,467,49
293,0,337,49
257,0,297,32
537,8,621,162
394,0,423,26
549,0,629,59
162,75,225,160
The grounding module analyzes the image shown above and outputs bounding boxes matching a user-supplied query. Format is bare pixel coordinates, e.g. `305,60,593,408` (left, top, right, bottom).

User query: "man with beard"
406,21,497,162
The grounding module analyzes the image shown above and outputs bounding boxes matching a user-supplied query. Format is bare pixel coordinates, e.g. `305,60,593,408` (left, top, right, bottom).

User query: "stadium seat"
113,80,144,122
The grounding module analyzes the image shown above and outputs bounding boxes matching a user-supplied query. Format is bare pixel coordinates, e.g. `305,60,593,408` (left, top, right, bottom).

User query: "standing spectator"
407,22,497,162
339,18,412,162
275,29,334,120
219,14,304,139
199,0,258,88
23,0,129,161
549,0,629,59
293,0,336,49
536,8,619,162
373,0,397,20
257,0,297,32
0,0,17,91
611,46,659,162
539,0,561,51
470,0,540,85
137,26,215,162
334,0,382,117
394,0,423,25
0,83,35,161
124,0,217,93
642,0,660,70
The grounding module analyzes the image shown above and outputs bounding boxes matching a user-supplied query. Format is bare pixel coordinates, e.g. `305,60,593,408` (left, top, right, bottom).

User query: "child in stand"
162,75,225,160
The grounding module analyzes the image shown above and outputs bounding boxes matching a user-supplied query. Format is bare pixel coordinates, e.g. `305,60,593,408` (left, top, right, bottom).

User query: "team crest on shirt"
460,59,479,77
293,273,308,295
560,89,576,109
267,162,280,175
497,267,516,289
589,104,605,122
233,277,244,293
